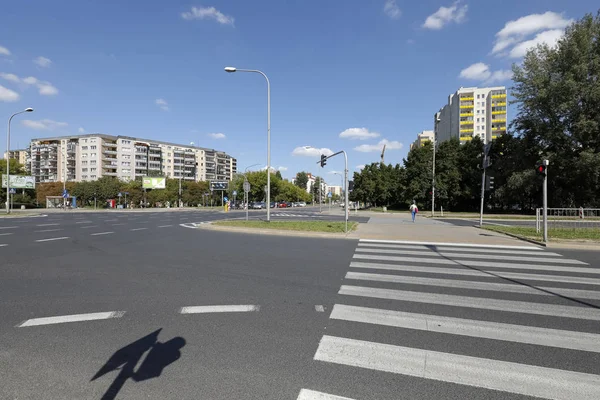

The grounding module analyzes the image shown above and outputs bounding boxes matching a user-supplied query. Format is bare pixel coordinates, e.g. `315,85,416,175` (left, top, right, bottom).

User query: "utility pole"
431,139,436,217
542,160,549,243
479,143,492,227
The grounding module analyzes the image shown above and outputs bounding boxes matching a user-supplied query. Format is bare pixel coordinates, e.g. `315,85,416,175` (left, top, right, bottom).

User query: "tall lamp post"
6,108,34,214
225,66,271,222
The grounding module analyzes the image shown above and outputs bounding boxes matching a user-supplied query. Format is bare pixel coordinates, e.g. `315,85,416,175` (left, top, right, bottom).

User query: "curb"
478,226,546,247
184,221,355,239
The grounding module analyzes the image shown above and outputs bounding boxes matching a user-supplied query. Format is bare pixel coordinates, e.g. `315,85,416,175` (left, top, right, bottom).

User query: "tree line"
351,12,600,212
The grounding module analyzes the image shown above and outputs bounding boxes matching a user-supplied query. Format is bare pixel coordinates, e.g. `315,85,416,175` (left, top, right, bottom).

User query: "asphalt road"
1,210,599,399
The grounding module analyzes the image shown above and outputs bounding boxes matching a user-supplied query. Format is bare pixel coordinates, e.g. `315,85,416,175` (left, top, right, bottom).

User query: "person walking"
410,201,418,223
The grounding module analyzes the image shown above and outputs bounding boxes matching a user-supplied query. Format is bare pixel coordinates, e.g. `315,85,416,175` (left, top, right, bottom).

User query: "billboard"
210,181,228,190
2,175,36,189
142,177,166,189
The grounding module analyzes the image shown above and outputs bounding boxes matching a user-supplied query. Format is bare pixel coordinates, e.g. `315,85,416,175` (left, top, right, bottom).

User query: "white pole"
543,160,549,243
432,140,436,217
343,151,349,233
6,110,32,214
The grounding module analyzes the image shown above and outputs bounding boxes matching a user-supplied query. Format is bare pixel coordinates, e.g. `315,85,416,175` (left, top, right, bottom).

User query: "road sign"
327,192,332,198
62,191,69,199
232,190,237,197
142,177,166,189
243,181,250,193
9,188,16,194
224,196,229,202
210,181,229,190
118,192,123,197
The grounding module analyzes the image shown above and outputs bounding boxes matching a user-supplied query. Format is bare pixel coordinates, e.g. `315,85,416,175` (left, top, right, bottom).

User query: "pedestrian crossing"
272,213,320,218
299,239,600,400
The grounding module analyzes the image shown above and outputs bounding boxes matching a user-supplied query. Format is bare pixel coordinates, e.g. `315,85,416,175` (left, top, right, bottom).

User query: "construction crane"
380,144,386,165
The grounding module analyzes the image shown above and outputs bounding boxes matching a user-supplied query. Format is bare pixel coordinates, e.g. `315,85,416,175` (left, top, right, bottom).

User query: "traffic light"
320,154,327,168
536,163,547,177
485,176,495,191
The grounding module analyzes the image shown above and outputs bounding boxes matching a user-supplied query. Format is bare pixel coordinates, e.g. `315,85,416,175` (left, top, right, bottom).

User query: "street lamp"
225,66,271,221
6,107,34,214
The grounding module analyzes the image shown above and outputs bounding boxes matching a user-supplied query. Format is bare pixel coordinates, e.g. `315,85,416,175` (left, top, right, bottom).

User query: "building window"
90,160,96,165
82,146,88,150
477,118,480,123
91,145,97,150
82,161,88,165
82,154,88,158
482,117,485,122
91,167,97,172
82,168,88,172
91,175,96,179
123,154,131,159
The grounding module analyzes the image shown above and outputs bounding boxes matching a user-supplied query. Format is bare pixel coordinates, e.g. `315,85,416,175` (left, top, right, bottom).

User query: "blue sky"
0,0,595,182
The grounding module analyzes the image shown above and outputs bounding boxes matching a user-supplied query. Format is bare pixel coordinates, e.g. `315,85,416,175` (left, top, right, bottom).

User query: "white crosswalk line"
18,311,125,327
345,271,600,300
297,389,356,400
339,285,600,320
357,242,563,257
353,254,600,274
314,335,600,400
349,261,600,286
354,247,583,264
330,305,600,353
359,238,542,250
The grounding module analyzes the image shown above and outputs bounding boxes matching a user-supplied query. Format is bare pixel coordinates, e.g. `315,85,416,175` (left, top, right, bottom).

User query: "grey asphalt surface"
1,210,599,399
441,217,600,229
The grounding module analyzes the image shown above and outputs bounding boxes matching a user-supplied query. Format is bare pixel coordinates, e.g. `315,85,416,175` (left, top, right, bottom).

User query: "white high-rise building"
410,130,435,150
434,86,507,144
26,134,236,184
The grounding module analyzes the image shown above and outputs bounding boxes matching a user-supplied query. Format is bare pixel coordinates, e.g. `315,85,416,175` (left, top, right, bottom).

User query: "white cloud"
354,139,403,153
34,56,52,68
328,170,341,175
0,46,10,56
181,6,234,26
22,119,68,131
78,127,86,134
0,85,19,102
208,132,226,139
0,72,20,83
459,62,512,84
508,29,564,58
1,73,58,95
278,166,288,172
38,82,58,96
384,0,401,19
422,1,468,30
492,12,573,57
339,127,381,140
292,146,334,157
356,165,365,170
155,98,169,111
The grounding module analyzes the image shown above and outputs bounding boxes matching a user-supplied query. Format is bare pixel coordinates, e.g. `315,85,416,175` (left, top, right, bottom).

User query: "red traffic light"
538,166,544,172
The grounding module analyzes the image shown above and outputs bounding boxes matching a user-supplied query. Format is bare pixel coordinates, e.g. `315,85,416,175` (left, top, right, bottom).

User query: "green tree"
294,172,309,190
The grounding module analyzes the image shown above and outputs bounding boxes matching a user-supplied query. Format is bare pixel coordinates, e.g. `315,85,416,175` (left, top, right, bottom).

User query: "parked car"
278,201,288,208
297,202,307,207
252,202,265,209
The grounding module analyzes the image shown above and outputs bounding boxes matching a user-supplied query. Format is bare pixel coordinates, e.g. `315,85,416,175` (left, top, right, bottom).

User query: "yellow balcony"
460,97,474,101
493,102,506,106
460,105,474,109
492,127,507,132
460,136,473,141
460,120,473,125
491,135,498,139
492,111,506,115
492,118,507,123
460,128,474,133
492,94,506,99
460,112,473,117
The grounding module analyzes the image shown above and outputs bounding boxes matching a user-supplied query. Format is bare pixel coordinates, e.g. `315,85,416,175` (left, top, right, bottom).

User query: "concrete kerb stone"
183,220,353,239
477,226,547,247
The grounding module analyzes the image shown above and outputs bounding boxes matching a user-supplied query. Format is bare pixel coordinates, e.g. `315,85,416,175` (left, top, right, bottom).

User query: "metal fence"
536,208,600,232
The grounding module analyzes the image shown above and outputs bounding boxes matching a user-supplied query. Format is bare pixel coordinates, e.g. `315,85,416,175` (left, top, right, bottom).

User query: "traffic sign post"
244,180,251,221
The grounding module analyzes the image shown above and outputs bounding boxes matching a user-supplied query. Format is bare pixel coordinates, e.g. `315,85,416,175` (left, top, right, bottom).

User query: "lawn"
213,220,358,233
484,225,600,241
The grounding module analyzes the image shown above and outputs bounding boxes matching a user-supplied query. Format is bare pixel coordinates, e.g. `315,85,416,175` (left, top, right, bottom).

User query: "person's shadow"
91,329,186,400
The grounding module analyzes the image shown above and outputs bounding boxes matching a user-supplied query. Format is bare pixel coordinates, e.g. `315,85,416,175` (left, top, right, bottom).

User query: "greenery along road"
212,220,358,233
348,12,600,213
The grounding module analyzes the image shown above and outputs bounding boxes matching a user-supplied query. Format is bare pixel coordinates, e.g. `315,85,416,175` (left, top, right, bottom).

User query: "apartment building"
409,130,435,151
26,134,236,183
434,86,507,144
4,149,28,165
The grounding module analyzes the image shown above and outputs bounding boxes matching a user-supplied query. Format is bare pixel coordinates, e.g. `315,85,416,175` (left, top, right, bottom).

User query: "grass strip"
213,220,358,233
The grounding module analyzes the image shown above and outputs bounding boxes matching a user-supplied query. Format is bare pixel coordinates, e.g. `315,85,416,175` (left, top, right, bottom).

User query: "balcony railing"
460,128,474,133
460,97,474,101
460,120,474,125
459,136,473,141
491,94,506,99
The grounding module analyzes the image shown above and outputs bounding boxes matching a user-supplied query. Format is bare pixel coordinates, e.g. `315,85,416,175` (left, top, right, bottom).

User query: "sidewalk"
347,213,539,247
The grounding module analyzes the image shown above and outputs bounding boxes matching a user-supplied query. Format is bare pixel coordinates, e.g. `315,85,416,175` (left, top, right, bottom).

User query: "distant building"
25,134,236,183
410,130,435,151
328,185,343,197
434,86,507,144
4,149,28,165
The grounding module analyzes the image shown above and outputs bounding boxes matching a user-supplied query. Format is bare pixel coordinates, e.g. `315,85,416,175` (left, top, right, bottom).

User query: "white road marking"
35,237,69,242
314,335,600,400
345,272,600,300
297,389,356,400
315,305,325,312
349,261,600,286
111,223,125,226
0,232,13,236
359,238,541,250
34,229,63,233
18,311,125,327
339,285,600,321
158,225,173,228
330,304,600,353
0,226,17,230
354,247,585,265
103,219,118,222
0,244,7,247
36,223,59,227
75,221,93,224
180,305,260,314
483,221,511,227
352,254,598,275
130,227,148,231
90,231,114,236
357,243,562,257
80,225,98,229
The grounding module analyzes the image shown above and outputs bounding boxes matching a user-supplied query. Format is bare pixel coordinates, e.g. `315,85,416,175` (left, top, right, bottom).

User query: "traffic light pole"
543,160,549,243
479,158,486,227
317,150,349,233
